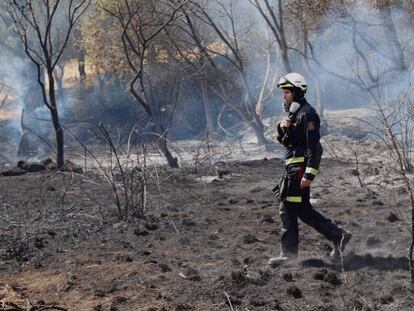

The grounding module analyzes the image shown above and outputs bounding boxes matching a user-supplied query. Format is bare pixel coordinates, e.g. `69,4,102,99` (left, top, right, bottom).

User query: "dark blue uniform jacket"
277,98,323,181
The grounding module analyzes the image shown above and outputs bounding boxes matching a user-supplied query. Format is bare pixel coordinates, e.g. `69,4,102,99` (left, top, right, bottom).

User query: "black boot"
330,231,352,258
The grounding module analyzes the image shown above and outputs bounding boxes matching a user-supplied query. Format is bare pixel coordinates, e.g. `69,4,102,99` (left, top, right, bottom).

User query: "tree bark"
54,65,64,100
155,133,178,168
250,116,270,147
47,69,64,168
78,49,87,83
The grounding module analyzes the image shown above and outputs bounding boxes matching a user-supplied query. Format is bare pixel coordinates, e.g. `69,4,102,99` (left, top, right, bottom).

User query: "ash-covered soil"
0,150,413,310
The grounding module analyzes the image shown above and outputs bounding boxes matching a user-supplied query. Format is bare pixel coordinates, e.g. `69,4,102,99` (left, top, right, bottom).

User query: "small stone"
115,254,133,263
217,169,231,179
60,160,83,174
387,212,399,223
41,158,54,166
366,235,381,246
225,295,242,306
250,187,266,193
231,258,241,267
1,167,26,176
34,237,45,249
313,270,326,280
134,229,149,236
17,161,47,172
121,241,132,249
286,285,302,298
231,271,247,284
145,223,159,231
379,294,394,305
258,269,272,283
313,192,321,198
47,230,56,237
261,215,275,224
159,263,172,273
41,158,56,169
208,234,218,240
350,169,359,176
324,271,341,286
184,267,201,281
174,304,193,311
282,272,293,282
181,219,196,227
228,198,239,204
179,237,191,245
249,297,267,307
243,233,258,244
113,296,128,304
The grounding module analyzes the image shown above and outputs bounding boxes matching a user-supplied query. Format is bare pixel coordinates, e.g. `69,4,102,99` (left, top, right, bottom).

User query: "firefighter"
269,72,352,266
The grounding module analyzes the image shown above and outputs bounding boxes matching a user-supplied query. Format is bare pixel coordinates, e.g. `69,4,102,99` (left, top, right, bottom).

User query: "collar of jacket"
298,97,308,107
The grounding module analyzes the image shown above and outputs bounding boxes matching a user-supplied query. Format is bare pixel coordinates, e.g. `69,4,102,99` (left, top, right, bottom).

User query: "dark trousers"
279,164,344,257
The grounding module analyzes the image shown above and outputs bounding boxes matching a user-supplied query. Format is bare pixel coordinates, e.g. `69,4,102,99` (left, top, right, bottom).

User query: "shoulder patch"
307,121,316,130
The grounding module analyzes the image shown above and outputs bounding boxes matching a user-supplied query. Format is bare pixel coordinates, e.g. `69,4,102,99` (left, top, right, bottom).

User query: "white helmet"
277,72,307,93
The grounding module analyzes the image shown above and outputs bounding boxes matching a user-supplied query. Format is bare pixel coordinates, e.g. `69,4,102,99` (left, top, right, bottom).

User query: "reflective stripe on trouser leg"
285,164,305,203
286,196,302,203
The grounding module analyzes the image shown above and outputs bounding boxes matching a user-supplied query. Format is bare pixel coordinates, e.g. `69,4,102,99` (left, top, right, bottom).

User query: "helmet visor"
277,77,294,89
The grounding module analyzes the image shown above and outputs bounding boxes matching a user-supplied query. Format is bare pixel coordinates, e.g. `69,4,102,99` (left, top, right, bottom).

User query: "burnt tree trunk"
78,50,87,83
129,79,179,169
54,66,64,100
47,69,64,168
155,133,178,168
251,120,268,146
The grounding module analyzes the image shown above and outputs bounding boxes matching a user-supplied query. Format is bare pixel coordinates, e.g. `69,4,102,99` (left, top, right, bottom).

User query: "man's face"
282,89,294,104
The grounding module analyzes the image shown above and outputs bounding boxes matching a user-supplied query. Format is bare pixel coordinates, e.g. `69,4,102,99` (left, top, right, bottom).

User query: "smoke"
0,47,27,160
0,0,413,157
199,0,414,115
305,2,414,107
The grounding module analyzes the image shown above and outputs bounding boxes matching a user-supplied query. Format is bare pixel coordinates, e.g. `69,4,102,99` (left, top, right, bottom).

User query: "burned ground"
0,152,413,310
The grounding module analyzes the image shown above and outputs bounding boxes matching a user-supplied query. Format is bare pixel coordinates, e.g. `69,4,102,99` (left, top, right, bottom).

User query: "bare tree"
358,72,414,282
178,0,275,148
249,0,292,73
6,0,90,168
305,1,409,92
98,0,188,168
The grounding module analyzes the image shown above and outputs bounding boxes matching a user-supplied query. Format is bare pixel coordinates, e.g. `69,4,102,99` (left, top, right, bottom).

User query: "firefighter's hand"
280,118,292,128
300,177,312,189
